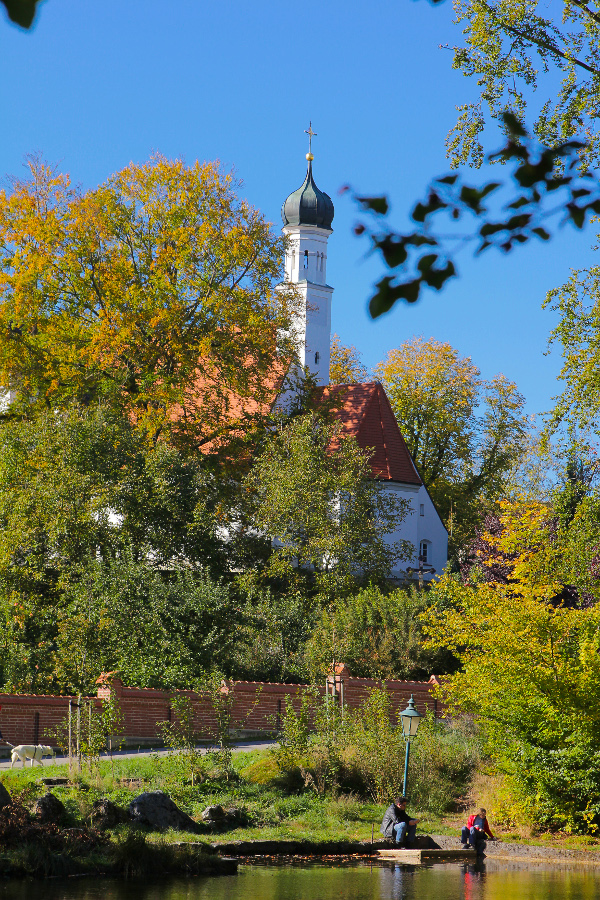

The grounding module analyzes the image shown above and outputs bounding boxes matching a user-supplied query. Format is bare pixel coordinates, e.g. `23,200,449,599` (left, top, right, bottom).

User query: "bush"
407,713,481,815
275,687,481,812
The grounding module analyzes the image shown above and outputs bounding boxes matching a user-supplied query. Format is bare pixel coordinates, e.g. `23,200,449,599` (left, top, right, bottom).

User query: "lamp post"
399,694,422,798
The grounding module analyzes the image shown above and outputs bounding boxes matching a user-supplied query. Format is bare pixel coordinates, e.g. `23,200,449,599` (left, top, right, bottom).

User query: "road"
0,740,277,769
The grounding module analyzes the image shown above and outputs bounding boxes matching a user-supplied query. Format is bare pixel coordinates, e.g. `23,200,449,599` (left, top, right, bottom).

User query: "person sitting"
461,807,495,851
380,796,420,847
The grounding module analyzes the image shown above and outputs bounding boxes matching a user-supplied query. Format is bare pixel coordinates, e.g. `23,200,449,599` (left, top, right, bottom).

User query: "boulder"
128,791,198,833
201,804,226,822
32,792,65,824
201,804,246,830
0,782,11,811
224,807,247,827
90,798,128,830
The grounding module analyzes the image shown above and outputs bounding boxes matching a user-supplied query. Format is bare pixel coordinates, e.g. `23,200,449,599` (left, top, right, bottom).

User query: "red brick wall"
0,673,441,748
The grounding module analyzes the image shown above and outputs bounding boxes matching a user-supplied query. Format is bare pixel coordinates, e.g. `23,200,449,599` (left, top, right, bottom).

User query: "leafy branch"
1,0,40,28
351,114,600,318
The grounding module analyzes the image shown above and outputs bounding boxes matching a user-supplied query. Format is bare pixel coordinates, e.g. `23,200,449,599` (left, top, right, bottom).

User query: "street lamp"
399,694,422,797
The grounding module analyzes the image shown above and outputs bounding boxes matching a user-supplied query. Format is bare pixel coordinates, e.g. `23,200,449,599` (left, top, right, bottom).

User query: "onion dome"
281,159,334,230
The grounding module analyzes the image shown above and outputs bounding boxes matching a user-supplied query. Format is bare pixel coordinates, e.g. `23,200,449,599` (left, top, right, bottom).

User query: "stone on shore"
201,804,246,830
90,798,129,830
128,791,199,832
0,783,11,811
32,792,65,824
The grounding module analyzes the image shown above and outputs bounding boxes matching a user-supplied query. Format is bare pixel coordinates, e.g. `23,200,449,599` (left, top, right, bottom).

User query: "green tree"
305,583,457,680
446,0,600,170
545,260,600,439
0,403,237,692
243,412,412,596
374,336,529,555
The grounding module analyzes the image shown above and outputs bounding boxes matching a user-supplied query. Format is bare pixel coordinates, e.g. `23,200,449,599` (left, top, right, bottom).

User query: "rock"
90,798,128,830
128,791,198,833
201,804,247,831
224,807,247,827
0,782,12,811
32,792,65,824
201,804,226,822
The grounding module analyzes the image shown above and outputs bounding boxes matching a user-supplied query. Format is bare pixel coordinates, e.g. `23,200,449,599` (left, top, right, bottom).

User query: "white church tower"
281,125,334,385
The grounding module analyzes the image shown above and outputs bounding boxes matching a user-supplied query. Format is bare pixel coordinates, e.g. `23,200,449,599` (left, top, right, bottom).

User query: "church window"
291,249,295,275
419,540,430,563
419,503,424,516
315,352,320,364
304,250,309,268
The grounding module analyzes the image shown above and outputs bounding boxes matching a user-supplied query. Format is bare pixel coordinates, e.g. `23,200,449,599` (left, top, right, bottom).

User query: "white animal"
10,744,55,768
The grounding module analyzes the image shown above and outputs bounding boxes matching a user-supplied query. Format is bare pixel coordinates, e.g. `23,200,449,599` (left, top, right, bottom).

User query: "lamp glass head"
400,695,422,738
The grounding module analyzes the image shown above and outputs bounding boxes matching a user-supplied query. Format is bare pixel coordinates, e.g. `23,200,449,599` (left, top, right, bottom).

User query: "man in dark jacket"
380,797,419,847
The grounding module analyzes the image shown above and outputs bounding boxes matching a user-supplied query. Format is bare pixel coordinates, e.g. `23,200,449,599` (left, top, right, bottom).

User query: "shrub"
275,687,481,811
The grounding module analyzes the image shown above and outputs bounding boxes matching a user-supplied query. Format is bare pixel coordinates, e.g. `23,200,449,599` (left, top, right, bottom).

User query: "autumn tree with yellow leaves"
0,155,298,453
374,336,529,555
425,500,600,832
329,334,369,384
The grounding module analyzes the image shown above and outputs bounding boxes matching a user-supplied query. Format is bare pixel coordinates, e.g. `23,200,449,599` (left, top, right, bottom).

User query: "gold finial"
305,121,317,161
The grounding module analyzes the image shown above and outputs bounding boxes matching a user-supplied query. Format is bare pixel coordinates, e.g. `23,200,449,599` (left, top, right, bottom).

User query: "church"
274,135,448,582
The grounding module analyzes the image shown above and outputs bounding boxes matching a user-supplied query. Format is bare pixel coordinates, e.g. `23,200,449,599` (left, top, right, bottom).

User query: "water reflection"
463,862,486,900
1,861,600,900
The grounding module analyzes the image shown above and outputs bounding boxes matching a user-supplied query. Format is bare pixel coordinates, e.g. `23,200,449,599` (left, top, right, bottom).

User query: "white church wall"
415,484,449,580
381,481,448,582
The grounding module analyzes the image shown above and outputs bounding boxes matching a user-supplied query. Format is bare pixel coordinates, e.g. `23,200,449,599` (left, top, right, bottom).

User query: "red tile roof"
315,382,422,485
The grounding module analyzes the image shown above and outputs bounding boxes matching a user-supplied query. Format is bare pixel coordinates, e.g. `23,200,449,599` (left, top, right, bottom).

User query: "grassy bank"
3,746,600,873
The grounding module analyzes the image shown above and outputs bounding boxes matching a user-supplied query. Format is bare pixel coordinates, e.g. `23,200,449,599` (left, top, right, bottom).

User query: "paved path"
0,740,277,769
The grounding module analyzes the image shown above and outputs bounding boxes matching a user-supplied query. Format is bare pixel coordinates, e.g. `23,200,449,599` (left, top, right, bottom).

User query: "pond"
1,860,599,900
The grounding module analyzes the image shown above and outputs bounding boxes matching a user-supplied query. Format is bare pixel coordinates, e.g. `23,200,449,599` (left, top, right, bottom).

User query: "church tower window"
315,352,320,364
304,250,309,268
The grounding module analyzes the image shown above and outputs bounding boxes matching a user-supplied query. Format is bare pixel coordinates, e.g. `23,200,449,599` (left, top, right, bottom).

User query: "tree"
0,156,297,453
0,403,235,692
374,336,529,555
305,583,457,680
446,0,600,171
243,412,412,596
424,500,600,832
351,115,600,316
329,334,369,384
545,259,600,438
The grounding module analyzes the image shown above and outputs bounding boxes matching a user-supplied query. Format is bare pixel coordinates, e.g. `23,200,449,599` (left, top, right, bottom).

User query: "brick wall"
0,670,441,749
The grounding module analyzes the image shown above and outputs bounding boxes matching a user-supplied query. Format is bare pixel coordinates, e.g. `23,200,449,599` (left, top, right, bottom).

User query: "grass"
2,748,600,859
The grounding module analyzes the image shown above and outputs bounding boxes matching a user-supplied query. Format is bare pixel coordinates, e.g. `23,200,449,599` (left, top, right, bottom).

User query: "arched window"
291,249,295,276
304,250,309,268
419,540,431,563
315,351,320,364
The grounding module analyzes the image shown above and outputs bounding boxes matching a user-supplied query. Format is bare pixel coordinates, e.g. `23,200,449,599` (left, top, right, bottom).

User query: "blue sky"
2,0,597,419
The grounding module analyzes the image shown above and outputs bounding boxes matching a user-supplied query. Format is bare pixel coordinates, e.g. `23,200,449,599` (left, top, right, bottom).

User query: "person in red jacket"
461,808,495,849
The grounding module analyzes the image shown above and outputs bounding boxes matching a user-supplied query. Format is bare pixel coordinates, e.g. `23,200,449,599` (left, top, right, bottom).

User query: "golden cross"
305,121,317,156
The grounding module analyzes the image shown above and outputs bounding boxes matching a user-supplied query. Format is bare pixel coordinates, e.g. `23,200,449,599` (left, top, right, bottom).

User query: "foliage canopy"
0,156,297,451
